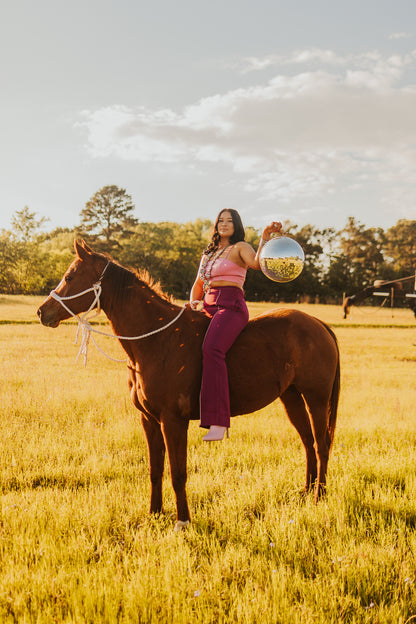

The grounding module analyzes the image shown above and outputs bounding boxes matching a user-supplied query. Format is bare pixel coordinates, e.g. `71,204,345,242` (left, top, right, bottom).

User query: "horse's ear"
81,240,94,253
74,239,92,261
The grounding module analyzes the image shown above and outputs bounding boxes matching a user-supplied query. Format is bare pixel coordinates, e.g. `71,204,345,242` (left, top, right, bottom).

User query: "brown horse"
38,241,340,529
342,280,407,319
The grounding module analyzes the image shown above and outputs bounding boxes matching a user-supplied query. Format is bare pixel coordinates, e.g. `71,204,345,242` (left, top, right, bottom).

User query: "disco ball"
259,236,305,283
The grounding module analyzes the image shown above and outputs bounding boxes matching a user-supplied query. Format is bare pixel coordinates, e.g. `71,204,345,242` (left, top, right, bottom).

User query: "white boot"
203,425,229,441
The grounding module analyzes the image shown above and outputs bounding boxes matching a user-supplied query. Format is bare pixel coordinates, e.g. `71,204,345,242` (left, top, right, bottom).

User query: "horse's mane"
100,252,173,305
133,267,174,303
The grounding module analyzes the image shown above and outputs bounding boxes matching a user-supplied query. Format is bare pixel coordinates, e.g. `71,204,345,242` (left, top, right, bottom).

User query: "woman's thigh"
203,306,248,353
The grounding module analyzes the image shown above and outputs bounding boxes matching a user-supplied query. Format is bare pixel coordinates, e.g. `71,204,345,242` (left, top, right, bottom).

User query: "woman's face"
217,210,235,239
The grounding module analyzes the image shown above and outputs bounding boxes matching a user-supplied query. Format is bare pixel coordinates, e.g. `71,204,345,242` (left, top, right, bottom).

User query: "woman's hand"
262,221,283,242
238,220,283,270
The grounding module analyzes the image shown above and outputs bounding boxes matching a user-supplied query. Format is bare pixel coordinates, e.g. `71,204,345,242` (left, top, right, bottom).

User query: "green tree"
11,206,48,242
0,233,19,292
36,227,77,293
0,210,74,294
333,217,385,293
79,185,138,248
384,219,416,276
4,208,50,293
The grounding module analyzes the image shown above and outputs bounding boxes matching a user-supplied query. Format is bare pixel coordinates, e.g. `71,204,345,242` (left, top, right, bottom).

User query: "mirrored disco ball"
259,236,305,283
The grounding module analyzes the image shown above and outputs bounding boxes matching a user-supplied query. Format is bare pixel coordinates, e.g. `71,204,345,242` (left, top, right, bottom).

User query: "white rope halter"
50,261,186,366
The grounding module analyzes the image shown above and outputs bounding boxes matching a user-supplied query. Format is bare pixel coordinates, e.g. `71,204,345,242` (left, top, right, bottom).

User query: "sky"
1,0,416,235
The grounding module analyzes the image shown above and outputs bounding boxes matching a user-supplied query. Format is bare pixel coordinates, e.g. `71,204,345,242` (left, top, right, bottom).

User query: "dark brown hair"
204,209,246,254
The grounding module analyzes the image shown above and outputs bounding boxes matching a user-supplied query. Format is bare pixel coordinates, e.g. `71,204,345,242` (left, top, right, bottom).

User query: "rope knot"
75,319,93,366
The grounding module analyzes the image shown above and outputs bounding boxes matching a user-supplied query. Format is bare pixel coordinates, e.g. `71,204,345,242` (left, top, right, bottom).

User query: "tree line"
1,185,415,303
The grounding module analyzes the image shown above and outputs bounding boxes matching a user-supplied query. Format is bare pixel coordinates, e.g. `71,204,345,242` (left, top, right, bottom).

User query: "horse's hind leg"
161,414,191,527
280,386,317,493
141,414,166,515
303,392,332,502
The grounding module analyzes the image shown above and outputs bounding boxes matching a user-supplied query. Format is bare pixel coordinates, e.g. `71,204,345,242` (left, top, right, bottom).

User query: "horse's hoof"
314,486,327,503
174,520,190,532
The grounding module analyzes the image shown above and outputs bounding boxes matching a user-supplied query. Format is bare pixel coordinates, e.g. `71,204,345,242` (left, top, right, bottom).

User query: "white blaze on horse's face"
52,268,75,299
53,261,79,297
55,277,65,291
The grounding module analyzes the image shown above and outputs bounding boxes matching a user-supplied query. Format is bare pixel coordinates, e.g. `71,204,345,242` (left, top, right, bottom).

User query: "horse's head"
37,240,109,328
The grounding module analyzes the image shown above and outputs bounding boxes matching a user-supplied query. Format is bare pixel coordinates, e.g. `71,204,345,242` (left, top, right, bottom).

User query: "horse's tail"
328,345,340,447
318,320,340,448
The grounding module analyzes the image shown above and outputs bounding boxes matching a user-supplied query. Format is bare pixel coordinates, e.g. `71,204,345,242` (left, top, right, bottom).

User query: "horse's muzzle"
37,302,60,328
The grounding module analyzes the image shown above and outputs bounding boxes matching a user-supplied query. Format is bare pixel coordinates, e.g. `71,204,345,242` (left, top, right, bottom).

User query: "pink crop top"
210,258,247,287
199,246,247,289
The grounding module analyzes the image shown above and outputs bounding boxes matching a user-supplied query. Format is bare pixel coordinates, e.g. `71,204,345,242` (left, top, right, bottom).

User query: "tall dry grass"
0,297,415,622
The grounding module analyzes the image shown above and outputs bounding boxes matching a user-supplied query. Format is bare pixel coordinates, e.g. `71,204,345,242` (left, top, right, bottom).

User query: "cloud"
237,48,415,75
79,48,416,210
388,32,412,40
239,48,346,73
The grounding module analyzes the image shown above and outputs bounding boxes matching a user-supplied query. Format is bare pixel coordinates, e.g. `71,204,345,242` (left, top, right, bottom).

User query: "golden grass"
0,295,46,322
0,298,415,622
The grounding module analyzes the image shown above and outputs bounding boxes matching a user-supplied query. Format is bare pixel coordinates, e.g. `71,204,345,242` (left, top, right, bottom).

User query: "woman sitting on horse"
189,209,282,441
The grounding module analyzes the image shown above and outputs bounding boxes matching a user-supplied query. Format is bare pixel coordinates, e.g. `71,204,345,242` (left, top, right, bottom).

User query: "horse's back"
242,307,337,357
227,307,339,416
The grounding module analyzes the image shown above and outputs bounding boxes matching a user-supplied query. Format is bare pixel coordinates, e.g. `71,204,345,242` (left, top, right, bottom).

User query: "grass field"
0,295,416,623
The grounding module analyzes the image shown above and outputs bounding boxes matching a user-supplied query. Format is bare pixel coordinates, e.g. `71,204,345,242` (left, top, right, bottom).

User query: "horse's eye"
65,275,72,283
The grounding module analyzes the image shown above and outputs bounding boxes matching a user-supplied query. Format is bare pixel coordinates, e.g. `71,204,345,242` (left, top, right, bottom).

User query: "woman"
189,209,282,441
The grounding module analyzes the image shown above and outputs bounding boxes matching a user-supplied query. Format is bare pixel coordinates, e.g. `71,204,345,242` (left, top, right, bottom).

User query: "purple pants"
200,286,249,429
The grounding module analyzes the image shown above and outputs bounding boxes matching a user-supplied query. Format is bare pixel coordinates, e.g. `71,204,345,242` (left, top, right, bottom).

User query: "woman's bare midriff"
209,281,244,290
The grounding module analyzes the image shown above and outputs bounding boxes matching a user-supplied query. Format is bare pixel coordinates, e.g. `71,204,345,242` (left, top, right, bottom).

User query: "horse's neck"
102,279,179,343
351,287,372,305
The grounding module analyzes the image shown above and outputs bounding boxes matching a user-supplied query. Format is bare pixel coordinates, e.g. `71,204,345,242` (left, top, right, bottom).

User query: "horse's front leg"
161,414,190,529
140,413,166,515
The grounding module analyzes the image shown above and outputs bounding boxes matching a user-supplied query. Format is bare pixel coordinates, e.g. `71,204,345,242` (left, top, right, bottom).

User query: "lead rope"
49,263,186,366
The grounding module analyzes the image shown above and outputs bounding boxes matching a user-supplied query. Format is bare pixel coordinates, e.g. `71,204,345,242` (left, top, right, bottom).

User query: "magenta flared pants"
200,286,249,429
